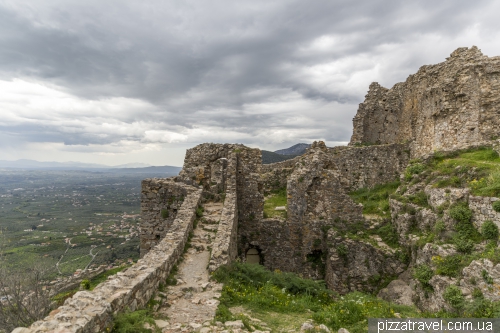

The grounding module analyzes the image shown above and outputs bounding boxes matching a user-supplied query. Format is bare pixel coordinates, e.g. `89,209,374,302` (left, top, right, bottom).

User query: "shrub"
434,220,446,233
405,163,426,180
161,208,169,219
481,220,499,240
413,264,434,287
454,237,475,254
195,206,204,218
435,255,464,277
374,223,399,248
337,244,348,260
482,269,494,285
408,191,429,207
449,202,482,241
80,279,90,290
443,285,464,310
112,309,160,333
449,202,473,223
493,201,500,213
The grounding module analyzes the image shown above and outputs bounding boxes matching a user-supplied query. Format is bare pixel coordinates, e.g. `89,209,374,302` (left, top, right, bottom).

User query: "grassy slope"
212,263,421,333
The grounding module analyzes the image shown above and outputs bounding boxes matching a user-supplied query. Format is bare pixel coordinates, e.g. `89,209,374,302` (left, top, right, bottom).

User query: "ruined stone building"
17,46,500,332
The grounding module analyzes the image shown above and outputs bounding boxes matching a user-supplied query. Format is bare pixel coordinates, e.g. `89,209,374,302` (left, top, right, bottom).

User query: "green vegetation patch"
263,187,287,219
407,147,500,196
349,181,400,218
212,262,419,333
481,220,499,240
112,309,160,333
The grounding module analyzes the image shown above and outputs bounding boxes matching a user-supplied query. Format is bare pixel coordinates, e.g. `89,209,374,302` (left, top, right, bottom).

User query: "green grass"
111,309,160,333
263,188,287,219
349,181,400,218
212,262,420,333
413,147,500,197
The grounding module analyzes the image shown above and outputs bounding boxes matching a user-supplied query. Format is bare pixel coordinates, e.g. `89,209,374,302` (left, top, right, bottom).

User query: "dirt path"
155,202,224,332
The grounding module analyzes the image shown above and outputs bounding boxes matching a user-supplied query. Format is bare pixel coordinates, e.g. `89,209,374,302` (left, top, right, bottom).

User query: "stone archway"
245,248,260,264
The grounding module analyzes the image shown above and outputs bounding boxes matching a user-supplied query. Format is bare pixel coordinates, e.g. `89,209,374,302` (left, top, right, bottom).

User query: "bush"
443,285,464,310
405,163,426,181
449,202,481,241
195,206,204,218
481,220,499,240
413,264,434,287
161,208,169,219
449,202,473,223
454,237,475,254
482,269,494,284
435,255,464,278
112,309,160,333
80,279,90,290
374,223,399,248
493,201,500,213
434,220,446,233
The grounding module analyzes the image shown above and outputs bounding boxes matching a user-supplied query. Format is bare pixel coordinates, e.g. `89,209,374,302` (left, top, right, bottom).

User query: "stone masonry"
17,189,202,333
350,46,500,158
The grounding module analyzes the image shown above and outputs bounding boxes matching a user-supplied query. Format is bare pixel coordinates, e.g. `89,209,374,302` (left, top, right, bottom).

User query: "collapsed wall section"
20,189,202,333
350,46,500,157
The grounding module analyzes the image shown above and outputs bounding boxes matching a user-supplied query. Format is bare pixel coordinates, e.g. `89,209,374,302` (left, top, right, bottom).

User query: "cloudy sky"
1,0,500,166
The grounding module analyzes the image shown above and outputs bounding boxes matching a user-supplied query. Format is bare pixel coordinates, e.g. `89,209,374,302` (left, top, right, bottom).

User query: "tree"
0,262,53,332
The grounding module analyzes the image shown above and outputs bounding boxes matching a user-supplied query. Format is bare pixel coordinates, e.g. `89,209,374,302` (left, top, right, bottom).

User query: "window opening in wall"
246,248,260,264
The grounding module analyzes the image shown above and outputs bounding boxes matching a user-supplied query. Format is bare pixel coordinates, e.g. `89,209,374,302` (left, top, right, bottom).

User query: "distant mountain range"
0,159,182,174
261,143,311,164
274,143,311,155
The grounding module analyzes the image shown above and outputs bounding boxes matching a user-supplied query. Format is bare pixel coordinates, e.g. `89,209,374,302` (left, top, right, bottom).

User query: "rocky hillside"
349,144,500,314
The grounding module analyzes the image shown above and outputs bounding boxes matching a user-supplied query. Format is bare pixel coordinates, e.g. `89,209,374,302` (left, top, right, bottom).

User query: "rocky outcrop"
325,230,406,295
377,279,414,306
350,46,500,157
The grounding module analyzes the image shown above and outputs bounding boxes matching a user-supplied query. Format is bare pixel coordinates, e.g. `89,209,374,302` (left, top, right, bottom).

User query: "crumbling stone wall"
350,46,500,157
140,179,198,257
260,156,300,194
208,153,238,272
329,143,410,191
19,189,202,333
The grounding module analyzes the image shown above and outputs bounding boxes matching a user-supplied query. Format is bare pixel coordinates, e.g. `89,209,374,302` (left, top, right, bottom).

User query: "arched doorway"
245,248,260,264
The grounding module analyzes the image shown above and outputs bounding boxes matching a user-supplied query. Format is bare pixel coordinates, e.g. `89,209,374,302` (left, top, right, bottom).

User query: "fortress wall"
260,158,299,194
140,179,199,257
350,46,500,158
20,189,202,333
208,153,239,272
236,148,266,262
329,143,411,191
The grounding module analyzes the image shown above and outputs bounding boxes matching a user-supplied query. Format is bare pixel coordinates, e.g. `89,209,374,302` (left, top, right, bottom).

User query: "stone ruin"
14,46,500,332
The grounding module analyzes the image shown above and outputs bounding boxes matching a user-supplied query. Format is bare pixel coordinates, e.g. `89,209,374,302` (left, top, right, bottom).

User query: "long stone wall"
350,46,500,158
16,189,202,333
208,153,239,272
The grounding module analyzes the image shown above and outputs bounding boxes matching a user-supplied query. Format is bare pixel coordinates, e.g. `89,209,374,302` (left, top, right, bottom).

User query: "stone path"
154,202,224,332
152,201,274,333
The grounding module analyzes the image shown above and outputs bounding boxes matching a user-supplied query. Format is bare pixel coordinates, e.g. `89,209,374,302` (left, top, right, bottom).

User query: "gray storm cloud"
0,0,500,164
